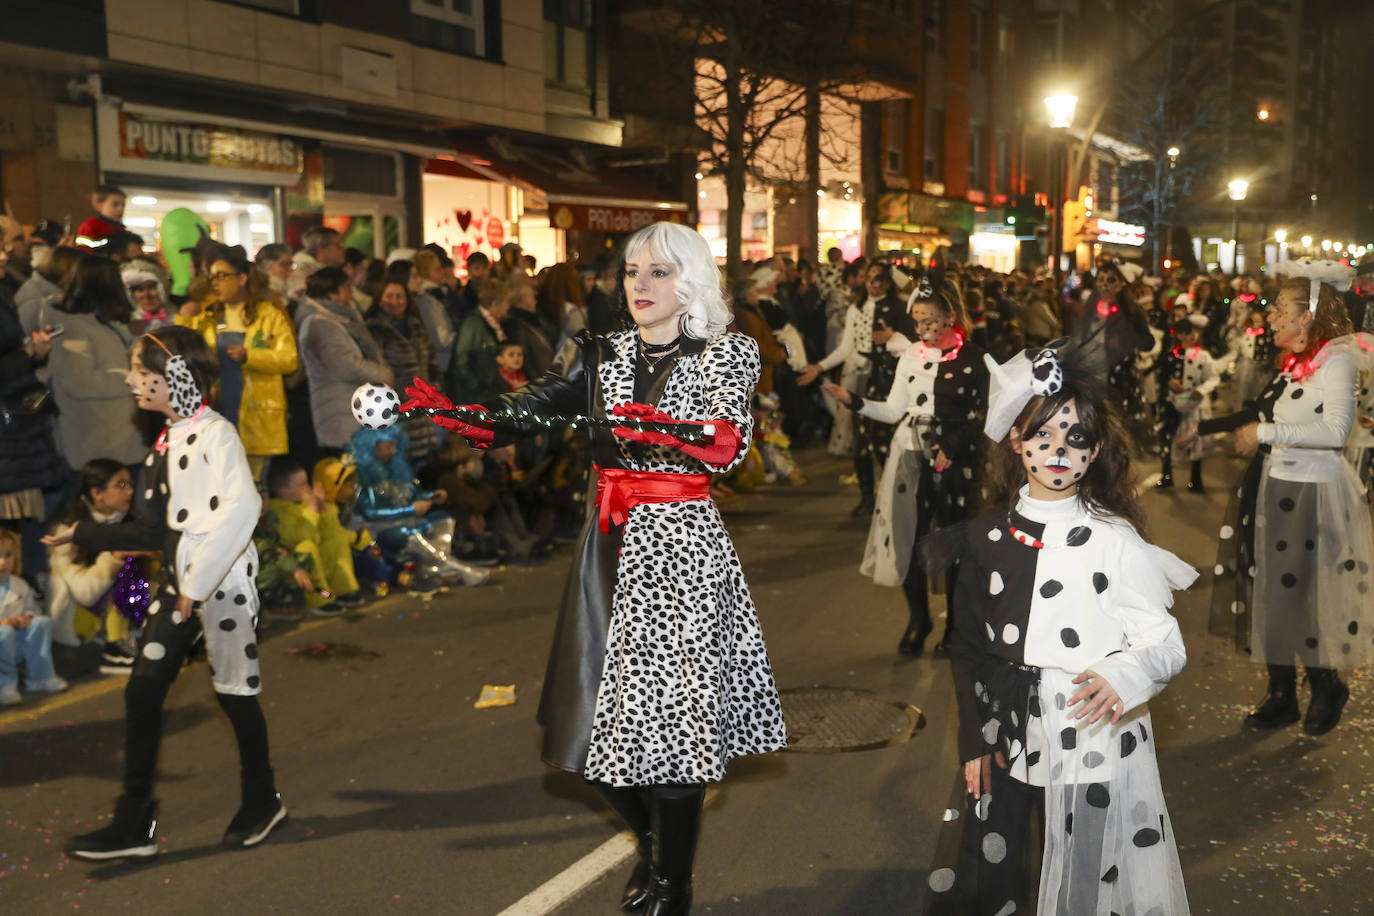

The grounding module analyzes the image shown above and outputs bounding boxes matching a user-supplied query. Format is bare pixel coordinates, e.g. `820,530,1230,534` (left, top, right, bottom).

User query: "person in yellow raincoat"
265,460,364,614
176,254,297,478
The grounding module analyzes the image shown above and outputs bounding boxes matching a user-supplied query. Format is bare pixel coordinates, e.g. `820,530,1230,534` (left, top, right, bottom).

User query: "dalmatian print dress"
1217,338,1374,668
83,409,264,694
858,335,988,587
927,488,1194,915
499,330,788,786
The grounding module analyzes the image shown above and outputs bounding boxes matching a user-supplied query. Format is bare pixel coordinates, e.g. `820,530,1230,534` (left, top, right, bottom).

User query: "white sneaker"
0,683,22,706
25,676,69,693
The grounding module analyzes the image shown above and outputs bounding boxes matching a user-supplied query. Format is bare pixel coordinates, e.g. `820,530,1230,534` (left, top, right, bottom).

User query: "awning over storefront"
439,135,690,232
877,191,976,235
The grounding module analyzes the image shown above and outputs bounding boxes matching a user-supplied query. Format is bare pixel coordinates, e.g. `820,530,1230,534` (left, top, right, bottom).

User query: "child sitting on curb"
266,461,366,615
0,529,69,705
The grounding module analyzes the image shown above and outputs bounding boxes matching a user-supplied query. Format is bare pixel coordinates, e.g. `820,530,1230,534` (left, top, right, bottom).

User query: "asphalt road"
2,449,1371,915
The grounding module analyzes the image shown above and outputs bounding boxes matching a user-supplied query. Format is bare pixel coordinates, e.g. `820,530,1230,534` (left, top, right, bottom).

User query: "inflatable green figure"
160,207,211,297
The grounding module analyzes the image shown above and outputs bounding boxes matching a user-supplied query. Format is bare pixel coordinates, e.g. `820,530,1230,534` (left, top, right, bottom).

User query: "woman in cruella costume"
401,221,787,916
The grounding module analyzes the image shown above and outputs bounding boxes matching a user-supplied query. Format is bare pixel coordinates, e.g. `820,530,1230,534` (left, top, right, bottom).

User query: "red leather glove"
610,402,742,468
399,377,494,448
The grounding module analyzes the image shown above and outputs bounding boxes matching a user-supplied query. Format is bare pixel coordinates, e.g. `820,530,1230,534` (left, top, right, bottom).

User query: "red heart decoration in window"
456,210,473,232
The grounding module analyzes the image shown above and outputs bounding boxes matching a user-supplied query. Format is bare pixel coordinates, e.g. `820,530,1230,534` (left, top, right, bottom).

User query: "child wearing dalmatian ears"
920,342,1194,915
44,325,287,861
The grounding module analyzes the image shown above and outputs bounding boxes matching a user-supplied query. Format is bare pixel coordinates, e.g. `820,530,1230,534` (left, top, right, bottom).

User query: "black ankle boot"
1303,668,1350,736
67,795,159,860
646,786,704,916
223,773,287,849
850,495,875,517
1244,666,1299,729
897,618,932,657
1187,462,1206,493
593,783,654,912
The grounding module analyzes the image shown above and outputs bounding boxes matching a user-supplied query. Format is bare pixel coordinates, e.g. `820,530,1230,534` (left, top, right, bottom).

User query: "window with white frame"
412,0,486,57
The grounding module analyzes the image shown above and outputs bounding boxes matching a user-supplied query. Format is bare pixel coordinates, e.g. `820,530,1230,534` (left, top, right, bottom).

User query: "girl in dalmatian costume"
823,270,989,658
45,326,286,860
1203,261,1374,736
403,222,786,916
1154,314,1218,492
921,342,1194,916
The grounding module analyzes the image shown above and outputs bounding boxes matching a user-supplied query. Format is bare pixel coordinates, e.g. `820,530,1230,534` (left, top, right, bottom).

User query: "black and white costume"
70,403,283,858
1209,337,1374,668
484,329,788,784
76,408,263,689
855,294,918,503
816,298,872,456
1223,325,1277,408
926,488,1194,915
1157,344,1218,464
1343,332,1374,490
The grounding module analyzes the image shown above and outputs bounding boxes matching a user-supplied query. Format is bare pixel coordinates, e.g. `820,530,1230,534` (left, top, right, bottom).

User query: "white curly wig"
622,221,732,340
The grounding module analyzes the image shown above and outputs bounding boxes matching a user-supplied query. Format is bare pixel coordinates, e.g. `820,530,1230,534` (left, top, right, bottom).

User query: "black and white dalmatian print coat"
488,329,788,786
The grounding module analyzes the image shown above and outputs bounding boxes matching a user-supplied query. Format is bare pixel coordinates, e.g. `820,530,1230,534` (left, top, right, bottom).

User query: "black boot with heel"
645,785,705,916
595,783,654,912
1303,667,1349,736
1244,664,1299,729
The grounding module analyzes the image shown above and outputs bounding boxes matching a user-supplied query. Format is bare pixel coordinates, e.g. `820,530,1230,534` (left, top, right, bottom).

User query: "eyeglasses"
107,479,132,490
209,272,240,282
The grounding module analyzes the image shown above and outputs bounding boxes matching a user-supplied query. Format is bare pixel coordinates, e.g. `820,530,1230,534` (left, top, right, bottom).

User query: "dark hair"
383,259,414,289
422,242,452,267
306,266,350,300
992,380,1146,534
102,229,144,254
344,246,367,268
38,244,83,285
865,261,897,298
466,251,490,269
52,458,129,565
93,184,125,202
841,262,864,282
375,280,419,321
266,459,306,497
58,254,133,324
137,325,218,408
497,340,523,355
256,243,290,266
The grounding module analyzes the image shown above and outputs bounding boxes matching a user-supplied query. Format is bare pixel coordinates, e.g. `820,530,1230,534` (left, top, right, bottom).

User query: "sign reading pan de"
98,105,305,185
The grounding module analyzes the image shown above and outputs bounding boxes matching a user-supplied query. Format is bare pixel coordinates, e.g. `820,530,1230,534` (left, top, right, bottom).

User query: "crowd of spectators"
6,180,1372,701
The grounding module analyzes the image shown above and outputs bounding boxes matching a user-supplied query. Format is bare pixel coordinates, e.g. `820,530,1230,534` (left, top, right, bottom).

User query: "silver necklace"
641,340,680,375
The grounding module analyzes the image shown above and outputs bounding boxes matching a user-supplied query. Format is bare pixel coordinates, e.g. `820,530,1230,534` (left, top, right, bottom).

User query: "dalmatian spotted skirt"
581,499,788,786
133,537,263,696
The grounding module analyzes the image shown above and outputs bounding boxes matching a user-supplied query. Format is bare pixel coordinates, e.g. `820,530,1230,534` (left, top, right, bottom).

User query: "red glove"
399,377,494,448
611,402,742,468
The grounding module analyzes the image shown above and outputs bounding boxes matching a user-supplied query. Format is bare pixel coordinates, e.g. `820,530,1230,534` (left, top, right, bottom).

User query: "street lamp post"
1228,178,1248,274
1045,93,1078,289
1164,145,1180,268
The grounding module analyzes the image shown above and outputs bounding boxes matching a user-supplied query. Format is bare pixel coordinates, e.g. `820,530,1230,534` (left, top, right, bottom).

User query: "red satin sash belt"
594,466,711,534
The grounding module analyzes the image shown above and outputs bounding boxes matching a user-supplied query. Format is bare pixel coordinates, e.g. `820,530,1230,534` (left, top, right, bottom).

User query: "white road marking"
494,832,638,916
496,788,718,915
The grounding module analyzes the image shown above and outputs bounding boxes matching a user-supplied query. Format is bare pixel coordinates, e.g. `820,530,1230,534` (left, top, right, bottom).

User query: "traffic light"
1162,257,1173,271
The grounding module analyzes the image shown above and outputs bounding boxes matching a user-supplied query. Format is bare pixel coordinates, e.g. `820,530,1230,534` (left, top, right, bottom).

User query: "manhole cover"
779,686,924,753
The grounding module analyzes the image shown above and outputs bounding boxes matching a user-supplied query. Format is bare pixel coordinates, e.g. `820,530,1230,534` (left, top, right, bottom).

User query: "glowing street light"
1044,93,1078,129
1322,239,1333,251
1227,179,1249,201
1301,235,1313,248
1274,229,1287,244
1166,146,1180,158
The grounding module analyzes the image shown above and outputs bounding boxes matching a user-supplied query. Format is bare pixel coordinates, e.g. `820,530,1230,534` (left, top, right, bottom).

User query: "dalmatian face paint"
127,345,202,419
1010,397,1099,500
127,347,173,416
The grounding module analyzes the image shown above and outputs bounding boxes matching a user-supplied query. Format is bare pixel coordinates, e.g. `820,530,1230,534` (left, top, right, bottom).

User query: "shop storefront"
697,177,773,263
1089,217,1147,266
438,137,690,270
876,191,975,263
96,101,422,259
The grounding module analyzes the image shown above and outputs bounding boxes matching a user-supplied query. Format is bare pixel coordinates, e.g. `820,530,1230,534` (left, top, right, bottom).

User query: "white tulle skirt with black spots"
926,669,1189,915
1250,453,1374,667
1027,669,1189,915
